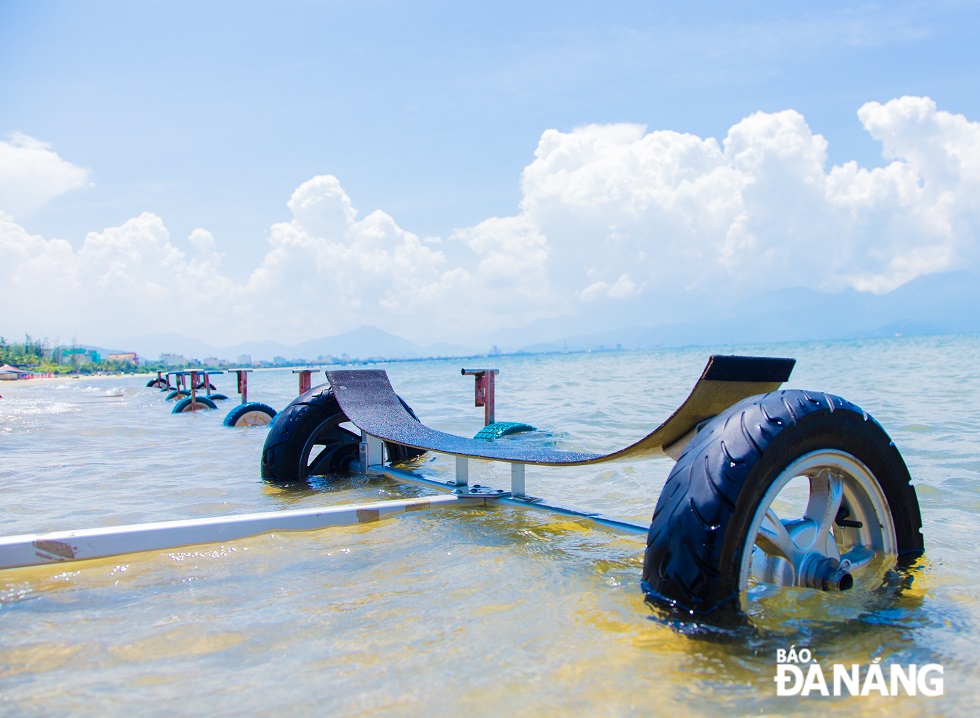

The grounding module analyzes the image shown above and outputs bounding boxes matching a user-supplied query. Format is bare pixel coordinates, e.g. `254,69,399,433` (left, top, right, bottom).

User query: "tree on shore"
0,335,158,375
0,335,46,367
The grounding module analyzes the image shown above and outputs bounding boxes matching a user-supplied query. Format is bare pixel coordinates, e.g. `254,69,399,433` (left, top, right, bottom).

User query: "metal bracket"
359,433,384,473
511,463,526,497
451,484,511,498
506,493,544,505
454,456,469,486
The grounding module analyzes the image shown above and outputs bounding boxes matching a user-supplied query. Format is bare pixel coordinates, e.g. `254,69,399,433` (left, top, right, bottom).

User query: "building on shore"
60,348,100,366
0,364,26,380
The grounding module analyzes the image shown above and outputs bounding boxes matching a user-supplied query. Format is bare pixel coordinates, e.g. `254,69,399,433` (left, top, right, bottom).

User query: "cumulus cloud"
0,211,240,342
480,96,979,305
243,177,461,340
1,96,978,347
830,96,980,291
0,133,90,219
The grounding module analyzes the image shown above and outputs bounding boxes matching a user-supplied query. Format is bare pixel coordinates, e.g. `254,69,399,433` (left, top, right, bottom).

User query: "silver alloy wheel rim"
738,449,897,597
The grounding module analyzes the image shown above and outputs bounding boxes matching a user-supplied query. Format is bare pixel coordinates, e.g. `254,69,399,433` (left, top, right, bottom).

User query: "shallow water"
1,336,978,715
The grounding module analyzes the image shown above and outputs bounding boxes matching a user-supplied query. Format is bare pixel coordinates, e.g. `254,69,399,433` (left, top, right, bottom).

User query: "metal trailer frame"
0,355,793,570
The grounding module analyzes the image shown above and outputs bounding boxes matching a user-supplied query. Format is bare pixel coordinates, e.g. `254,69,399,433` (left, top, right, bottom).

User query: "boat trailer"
0,355,924,616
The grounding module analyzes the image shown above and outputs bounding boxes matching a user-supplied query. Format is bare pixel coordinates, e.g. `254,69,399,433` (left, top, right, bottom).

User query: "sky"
2,0,980,351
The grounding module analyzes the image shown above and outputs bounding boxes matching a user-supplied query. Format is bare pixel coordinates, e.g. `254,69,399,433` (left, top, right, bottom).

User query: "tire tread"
642,389,924,615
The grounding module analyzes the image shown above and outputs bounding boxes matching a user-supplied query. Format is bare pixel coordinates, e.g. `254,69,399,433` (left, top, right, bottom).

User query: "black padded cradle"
326,355,795,467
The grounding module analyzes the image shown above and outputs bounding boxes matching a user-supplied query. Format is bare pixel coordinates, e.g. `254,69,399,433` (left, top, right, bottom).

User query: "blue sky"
2,1,979,349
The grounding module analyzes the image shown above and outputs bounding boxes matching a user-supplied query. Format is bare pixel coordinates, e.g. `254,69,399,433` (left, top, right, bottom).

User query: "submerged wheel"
195,381,217,391
172,396,218,413
208,393,229,401
146,378,168,389
165,389,190,401
260,384,425,483
223,402,277,427
642,390,923,616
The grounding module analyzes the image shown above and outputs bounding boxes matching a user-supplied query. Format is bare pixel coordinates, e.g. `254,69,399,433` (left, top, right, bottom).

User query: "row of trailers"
146,367,324,426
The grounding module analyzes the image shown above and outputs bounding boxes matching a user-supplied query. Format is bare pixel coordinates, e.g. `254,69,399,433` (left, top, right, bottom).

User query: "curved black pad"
327,354,794,466
701,355,795,382
327,370,603,465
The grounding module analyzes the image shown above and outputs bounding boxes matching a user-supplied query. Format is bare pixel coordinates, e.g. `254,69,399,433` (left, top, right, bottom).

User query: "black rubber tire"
172,396,218,413
146,378,168,389
165,390,190,401
642,389,924,616
260,384,426,483
208,393,229,401
223,402,277,427
195,381,217,391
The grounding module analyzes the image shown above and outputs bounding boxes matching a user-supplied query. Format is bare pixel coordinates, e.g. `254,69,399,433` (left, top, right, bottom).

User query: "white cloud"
0,211,241,343
608,273,640,299
0,133,90,219
242,177,456,338
835,96,980,291
2,97,978,348
579,273,640,302
497,98,979,302
188,228,224,267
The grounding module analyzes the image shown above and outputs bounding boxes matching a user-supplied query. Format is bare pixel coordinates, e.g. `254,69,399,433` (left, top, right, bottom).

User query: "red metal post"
189,371,198,411
294,369,313,395
474,374,485,405
461,368,499,426
201,370,222,398
236,370,249,404
483,371,495,425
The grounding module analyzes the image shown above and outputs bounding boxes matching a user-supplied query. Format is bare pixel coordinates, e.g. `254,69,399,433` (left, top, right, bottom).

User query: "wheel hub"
740,450,897,597
798,553,853,591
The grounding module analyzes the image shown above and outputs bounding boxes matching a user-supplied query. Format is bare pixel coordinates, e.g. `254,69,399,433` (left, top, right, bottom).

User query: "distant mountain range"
510,270,980,353
119,325,476,364
84,270,980,362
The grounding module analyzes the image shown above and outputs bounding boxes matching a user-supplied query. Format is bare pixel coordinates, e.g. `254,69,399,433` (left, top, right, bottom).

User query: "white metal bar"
511,463,526,496
455,456,469,486
501,496,648,535
0,494,483,571
378,465,648,536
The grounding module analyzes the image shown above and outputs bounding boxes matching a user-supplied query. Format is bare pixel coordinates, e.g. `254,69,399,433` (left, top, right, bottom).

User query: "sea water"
0,335,977,716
